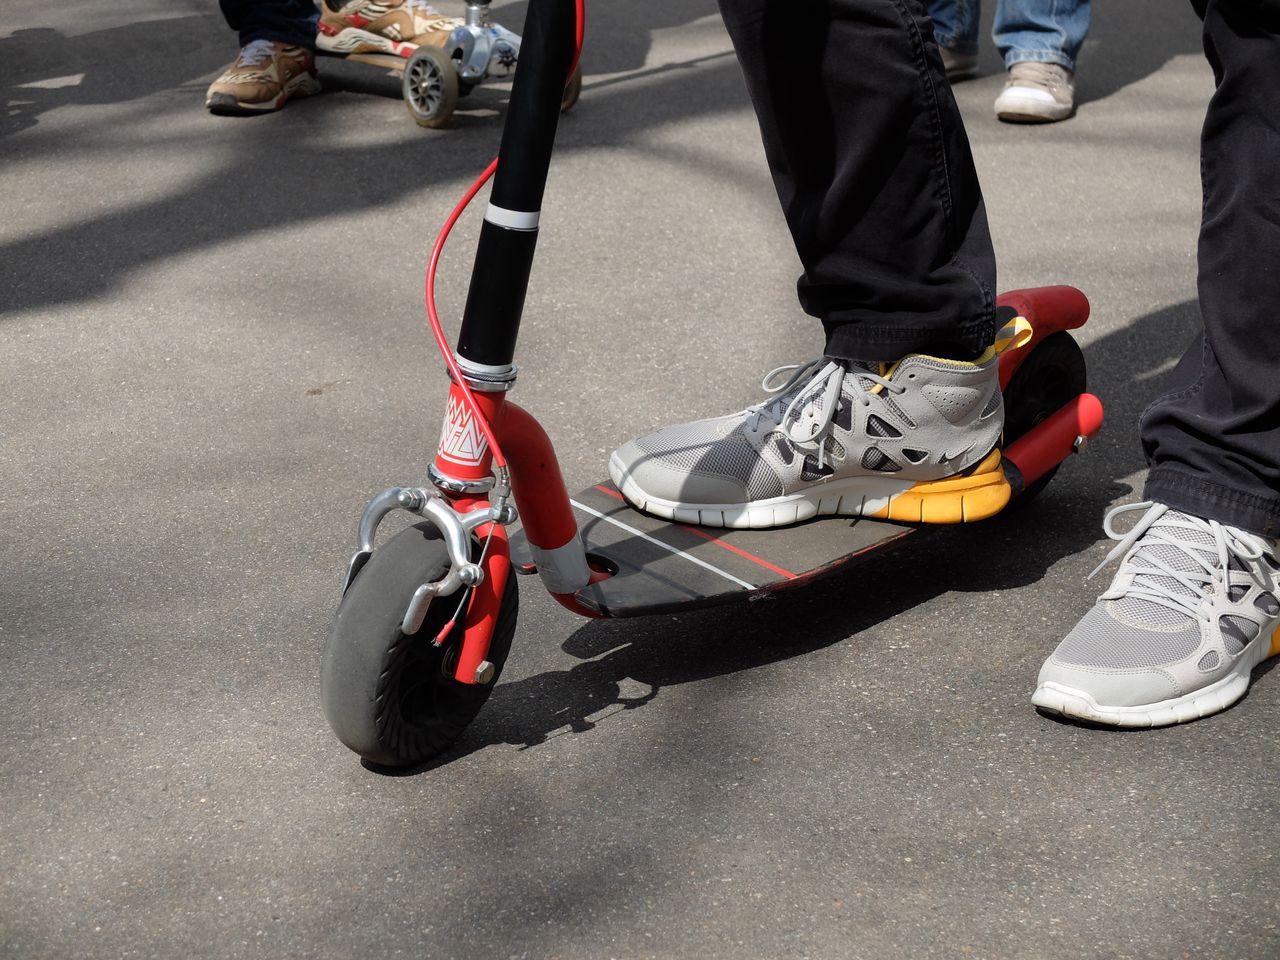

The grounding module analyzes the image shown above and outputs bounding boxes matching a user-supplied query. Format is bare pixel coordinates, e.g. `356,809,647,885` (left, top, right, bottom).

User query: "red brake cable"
423,0,586,472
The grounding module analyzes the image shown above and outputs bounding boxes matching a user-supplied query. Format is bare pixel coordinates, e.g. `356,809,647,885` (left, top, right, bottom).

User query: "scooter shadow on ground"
372,299,1203,775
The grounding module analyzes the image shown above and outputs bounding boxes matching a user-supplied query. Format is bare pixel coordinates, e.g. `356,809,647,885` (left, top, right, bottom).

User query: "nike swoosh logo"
937,445,974,465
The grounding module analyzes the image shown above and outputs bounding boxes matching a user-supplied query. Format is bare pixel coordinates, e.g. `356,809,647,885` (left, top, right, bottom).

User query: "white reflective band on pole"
484,204,540,231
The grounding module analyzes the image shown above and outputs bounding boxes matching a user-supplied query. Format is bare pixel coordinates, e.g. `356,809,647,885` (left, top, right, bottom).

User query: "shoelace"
1092,501,1271,624
238,39,275,67
744,359,905,470
1010,61,1069,90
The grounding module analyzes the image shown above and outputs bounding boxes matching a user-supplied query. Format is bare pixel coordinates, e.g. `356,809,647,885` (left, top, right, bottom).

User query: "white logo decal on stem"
439,396,489,466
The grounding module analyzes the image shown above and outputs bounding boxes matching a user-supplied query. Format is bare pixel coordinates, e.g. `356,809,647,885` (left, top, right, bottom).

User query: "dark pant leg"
716,0,996,361
1140,0,1280,536
220,0,320,48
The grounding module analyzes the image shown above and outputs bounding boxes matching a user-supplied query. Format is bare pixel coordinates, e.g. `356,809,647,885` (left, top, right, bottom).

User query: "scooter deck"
316,51,410,72
512,482,921,618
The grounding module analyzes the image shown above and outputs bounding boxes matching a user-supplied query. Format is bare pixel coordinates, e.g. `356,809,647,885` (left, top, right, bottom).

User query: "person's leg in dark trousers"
1032,0,1280,728
609,1,1016,530
716,0,998,361
219,0,320,49
1140,0,1280,537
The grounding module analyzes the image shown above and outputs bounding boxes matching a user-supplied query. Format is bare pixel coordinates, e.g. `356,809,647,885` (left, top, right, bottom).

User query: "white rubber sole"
608,446,1013,529
1031,640,1272,728
994,88,1073,123
610,452,912,529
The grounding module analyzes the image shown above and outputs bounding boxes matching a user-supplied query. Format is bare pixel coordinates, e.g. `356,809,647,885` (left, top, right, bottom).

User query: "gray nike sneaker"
608,319,1031,529
1034,502,1280,728
994,61,1075,123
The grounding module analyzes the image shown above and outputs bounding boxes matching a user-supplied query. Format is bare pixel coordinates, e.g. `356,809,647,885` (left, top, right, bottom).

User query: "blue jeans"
929,0,1091,71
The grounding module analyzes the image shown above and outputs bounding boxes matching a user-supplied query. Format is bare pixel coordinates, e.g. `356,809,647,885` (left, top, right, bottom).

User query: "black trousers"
1140,0,1280,536
717,0,997,362
724,0,1280,536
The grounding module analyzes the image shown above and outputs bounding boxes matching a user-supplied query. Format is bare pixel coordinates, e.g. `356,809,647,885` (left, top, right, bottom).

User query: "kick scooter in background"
319,0,1105,768
318,0,582,128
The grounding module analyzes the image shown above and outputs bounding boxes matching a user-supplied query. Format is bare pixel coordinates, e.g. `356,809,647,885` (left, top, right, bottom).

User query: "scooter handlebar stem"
456,0,579,369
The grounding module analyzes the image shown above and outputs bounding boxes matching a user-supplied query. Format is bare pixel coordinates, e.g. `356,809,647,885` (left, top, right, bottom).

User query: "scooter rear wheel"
320,522,517,768
1002,331,1088,501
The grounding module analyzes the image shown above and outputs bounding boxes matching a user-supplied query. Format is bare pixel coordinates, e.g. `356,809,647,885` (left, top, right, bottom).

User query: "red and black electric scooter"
319,0,1105,768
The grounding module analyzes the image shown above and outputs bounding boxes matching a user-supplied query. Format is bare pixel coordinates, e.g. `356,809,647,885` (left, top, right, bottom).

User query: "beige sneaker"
994,62,1075,123
206,40,320,114
317,0,465,58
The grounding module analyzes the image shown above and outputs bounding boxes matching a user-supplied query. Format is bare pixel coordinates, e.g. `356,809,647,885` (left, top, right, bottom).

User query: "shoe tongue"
240,39,275,65
1115,510,1217,626
1014,61,1065,87
844,359,886,396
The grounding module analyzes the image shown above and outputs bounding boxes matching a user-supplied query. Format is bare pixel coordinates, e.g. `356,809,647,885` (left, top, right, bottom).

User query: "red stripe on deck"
593,485,798,580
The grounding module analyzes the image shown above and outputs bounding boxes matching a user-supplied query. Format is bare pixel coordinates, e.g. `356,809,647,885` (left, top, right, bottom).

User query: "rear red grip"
997,286,1091,389
1004,392,1105,489
997,285,1090,333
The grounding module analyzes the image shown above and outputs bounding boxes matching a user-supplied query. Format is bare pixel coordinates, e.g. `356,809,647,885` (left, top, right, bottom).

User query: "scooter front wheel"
402,45,459,128
320,522,517,768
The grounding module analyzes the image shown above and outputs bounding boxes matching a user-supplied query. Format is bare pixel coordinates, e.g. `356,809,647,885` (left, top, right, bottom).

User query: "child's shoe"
206,40,320,114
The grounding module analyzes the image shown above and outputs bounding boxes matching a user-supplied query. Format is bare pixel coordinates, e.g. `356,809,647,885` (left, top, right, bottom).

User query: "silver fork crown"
341,486,506,634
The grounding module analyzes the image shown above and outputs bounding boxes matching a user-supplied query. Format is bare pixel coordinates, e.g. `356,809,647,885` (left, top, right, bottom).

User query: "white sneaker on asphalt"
1033,502,1280,728
994,62,1075,123
608,319,1032,530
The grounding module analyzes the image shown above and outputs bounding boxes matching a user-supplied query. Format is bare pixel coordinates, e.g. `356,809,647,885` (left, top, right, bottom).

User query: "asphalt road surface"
3,2,1277,958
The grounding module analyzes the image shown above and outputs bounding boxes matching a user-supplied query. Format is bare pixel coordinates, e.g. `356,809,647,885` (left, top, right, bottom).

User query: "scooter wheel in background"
320,523,517,768
1001,331,1088,502
402,45,459,128
560,65,583,113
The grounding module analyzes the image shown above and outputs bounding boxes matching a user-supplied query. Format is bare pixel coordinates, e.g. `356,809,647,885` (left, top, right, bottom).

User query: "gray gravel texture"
3,1,1277,959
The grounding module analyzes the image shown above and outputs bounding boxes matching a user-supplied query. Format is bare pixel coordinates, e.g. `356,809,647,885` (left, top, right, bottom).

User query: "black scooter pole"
455,0,578,371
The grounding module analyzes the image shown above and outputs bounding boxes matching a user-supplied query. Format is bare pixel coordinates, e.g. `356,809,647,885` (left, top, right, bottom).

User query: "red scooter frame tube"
434,380,600,683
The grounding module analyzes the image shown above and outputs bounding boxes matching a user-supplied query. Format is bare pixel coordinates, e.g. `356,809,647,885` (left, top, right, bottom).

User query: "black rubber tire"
560,65,583,112
1002,331,1088,502
402,45,459,129
320,523,517,767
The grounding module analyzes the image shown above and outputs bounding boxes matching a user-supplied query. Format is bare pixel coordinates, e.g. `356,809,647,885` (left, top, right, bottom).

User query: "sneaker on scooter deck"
609,318,1032,530
1033,502,1280,728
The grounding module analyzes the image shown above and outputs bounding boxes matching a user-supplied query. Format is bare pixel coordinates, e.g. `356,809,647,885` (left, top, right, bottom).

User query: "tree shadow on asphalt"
0,1,739,317
2,0,1206,319
0,16,229,139
379,299,1206,775
1075,1,1203,109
